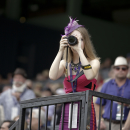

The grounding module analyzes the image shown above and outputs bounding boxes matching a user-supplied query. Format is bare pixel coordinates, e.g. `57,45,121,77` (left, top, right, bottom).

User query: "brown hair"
63,27,100,62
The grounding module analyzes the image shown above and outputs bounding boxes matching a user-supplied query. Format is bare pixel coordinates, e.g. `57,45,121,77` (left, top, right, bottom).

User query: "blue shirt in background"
96,79,130,120
0,88,36,120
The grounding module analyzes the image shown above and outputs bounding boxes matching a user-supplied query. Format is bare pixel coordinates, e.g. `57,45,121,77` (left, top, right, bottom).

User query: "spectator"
26,109,46,130
2,85,11,92
0,120,15,130
100,58,112,80
0,105,4,126
42,69,49,81
6,73,13,84
95,73,104,92
104,66,115,83
0,75,3,85
33,82,42,97
13,116,19,121
126,53,130,79
41,87,54,126
47,83,62,94
26,79,33,90
95,56,130,130
0,85,4,95
0,68,35,120
55,88,65,125
35,73,44,82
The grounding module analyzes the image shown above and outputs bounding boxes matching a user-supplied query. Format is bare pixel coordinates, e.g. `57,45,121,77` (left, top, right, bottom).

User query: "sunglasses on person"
114,67,128,71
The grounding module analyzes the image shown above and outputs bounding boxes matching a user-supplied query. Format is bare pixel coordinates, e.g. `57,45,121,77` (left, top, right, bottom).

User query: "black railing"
87,90,130,130
9,90,130,130
19,91,87,130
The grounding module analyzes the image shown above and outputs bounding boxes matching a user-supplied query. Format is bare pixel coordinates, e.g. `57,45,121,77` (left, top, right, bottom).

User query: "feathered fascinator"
64,17,83,36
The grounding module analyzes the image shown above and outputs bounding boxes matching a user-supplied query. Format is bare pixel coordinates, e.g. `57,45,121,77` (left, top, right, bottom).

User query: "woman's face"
70,30,84,51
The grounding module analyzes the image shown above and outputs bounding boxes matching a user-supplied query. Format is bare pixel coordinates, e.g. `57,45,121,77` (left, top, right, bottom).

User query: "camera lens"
68,35,77,46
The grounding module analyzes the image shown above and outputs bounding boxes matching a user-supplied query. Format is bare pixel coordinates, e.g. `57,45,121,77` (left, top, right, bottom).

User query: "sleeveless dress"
59,74,97,130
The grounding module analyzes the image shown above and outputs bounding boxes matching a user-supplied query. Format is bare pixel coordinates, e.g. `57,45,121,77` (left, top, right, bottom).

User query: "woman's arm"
49,36,68,80
49,52,65,80
78,49,100,80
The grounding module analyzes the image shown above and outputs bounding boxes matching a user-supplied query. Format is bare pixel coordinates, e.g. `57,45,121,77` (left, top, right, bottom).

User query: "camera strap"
66,46,69,80
68,70,84,83
66,47,84,83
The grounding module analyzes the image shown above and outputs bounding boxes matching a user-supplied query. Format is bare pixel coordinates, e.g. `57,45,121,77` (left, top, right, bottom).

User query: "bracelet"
81,64,92,70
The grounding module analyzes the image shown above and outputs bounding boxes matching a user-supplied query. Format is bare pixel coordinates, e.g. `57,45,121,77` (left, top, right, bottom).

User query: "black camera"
64,35,78,46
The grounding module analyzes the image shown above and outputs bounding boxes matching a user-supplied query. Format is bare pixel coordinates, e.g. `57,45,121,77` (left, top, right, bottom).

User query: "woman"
49,17,100,130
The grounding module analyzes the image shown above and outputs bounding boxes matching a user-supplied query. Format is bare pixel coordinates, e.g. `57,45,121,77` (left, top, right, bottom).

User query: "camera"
64,35,78,46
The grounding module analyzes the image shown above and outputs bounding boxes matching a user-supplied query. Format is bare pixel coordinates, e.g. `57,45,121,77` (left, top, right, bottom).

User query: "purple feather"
64,17,83,36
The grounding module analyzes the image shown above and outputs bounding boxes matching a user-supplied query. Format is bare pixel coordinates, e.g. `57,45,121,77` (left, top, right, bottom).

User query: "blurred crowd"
0,68,65,130
95,53,130,93
0,53,130,130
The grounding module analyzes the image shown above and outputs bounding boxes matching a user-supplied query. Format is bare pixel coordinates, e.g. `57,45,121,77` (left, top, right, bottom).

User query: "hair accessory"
64,17,83,36
81,64,92,70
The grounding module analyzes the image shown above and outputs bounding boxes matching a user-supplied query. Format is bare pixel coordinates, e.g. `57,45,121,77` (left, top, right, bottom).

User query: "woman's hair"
63,27,100,62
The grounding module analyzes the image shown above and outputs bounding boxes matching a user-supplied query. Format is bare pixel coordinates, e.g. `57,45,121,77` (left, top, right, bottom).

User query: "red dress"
59,74,97,130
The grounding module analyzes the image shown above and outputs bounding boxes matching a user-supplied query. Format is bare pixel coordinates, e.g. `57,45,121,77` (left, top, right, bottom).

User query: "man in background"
0,68,35,120
95,56,130,130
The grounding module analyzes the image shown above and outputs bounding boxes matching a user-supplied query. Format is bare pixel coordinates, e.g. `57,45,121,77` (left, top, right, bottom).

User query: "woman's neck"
72,52,79,64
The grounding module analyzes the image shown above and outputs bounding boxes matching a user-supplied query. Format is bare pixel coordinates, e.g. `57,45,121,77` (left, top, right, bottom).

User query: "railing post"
84,90,92,130
98,98,102,130
19,107,26,130
80,97,85,130
109,100,113,130
120,103,123,130
38,107,41,130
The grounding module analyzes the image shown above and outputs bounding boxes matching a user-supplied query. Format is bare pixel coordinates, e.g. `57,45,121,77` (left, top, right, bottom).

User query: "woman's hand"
59,35,68,52
12,92,21,101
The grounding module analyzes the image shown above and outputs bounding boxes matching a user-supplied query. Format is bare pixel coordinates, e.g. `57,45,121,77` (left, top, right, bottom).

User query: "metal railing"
9,90,130,130
19,91,87,130
87,90,130,130
9,120,19,130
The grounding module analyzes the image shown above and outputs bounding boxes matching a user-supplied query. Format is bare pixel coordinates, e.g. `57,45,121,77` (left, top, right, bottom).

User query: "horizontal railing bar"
20,97,84,108
89,90,130,104
20,92,86,104
20,90,130,106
